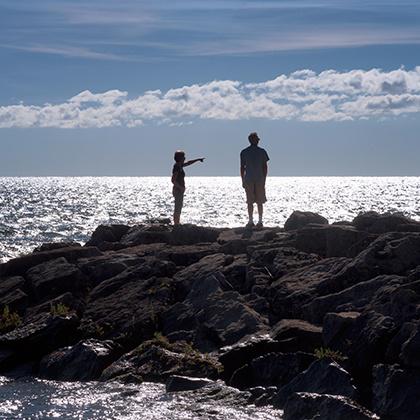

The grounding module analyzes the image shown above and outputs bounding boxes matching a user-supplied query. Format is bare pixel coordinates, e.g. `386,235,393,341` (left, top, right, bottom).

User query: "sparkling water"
1,176,419,262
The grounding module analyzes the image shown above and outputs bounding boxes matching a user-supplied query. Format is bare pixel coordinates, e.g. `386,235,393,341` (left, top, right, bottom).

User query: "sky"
1,0,420,176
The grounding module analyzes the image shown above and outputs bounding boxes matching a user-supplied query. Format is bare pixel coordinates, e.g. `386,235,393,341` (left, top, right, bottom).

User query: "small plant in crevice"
0,305,22,333
314,347,345,362
50,303,70,317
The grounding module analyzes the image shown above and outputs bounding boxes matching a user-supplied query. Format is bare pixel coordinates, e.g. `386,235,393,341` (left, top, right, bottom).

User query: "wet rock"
273,359,358,408
230,351,315,390
166,375,214,392
26,257,88,301
284,211,328,231
353,211,420,234
283,392,379,420
39,339,121,381
0,312,80,360
85,225,130,248
373,363,420,420
0,246,102,277
100,338,221,382
270,319,322,353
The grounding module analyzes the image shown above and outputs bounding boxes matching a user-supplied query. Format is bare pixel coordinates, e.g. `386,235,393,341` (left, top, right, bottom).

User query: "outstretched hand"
199,157,205,162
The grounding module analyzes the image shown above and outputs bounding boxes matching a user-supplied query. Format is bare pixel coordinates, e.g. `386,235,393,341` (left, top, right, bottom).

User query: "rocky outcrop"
1,211,420,417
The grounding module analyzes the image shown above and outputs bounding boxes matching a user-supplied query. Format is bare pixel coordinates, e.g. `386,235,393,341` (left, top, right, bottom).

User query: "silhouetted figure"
240,132,270,228
172,150,205,225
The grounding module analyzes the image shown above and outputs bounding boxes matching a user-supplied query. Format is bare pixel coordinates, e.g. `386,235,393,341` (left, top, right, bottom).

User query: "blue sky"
1,0,420,175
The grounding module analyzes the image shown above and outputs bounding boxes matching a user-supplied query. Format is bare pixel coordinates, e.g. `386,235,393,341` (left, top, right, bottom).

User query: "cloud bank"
1,67,420,128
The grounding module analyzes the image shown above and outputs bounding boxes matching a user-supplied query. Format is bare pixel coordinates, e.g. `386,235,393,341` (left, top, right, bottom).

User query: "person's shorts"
244,181,267,204
173,188,184,215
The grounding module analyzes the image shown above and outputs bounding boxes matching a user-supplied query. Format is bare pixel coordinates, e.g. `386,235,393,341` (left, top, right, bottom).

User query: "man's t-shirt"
172,163,185,189
240,145,270,183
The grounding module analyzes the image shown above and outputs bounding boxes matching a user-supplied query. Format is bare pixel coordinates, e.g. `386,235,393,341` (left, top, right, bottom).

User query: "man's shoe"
256,221,263,229
246,221,255,228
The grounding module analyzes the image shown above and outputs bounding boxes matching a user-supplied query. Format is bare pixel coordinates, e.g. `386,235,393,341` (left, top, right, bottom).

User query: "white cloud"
1,67,420,128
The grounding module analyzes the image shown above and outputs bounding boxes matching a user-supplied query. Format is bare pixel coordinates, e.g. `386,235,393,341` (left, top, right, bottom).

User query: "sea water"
1,176,419,262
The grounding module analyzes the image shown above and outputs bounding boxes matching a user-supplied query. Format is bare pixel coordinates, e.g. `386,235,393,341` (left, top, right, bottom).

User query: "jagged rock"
80,275,173,346
120,224,171,246
268,257,350,320
283,392,379,420
284,211,328,231
170,224,222,245
400,323,420,368
304,274,404,324
273,359,358,408
0,313,79,360
166,375,214,392
353,211,420,234
322,312,361,349
156,243,220,266
0,276,28,312
100,338,221,382
162,274,268,352
33,242,81,253
78,254,145,285
0,246,102,277
230,351,315,390
218,228,278,248
85,225,130,248
373,363,420,420
295,224,373,257
385,321,417,363
270,319,322,353
26,257,88,301
39,339,121,381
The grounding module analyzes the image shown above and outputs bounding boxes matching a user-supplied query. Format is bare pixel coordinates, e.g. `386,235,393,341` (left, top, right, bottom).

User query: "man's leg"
257,203,263,224
247,202,254,223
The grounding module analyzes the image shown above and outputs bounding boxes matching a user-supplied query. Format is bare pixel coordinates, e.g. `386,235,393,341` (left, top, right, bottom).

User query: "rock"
273,359,358,408
353,211,420,234
400,324,420,368
373,363,420,420
39,339,121,381
268,257,350,320
85,225,130,248
218,334,290,383
270,319,322,353
170,224,222,245
100,338,221,382
295,224,373,257
230,351,315,390
80,275,174,346
283,392,379,420
322,312,361,349
26,257,88,301
0,313,80,360
33,242,81,253
156,243,220,266
218,228,278,249
0,276,28,312
304,275,404,324
120,224,171,246
162,274,268,352
385,321,417,363
284,211,328,231
0,246,102,277
166,375,214,392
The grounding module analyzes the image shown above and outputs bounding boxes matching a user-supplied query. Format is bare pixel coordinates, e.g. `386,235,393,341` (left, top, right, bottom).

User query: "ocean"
1,176,419,263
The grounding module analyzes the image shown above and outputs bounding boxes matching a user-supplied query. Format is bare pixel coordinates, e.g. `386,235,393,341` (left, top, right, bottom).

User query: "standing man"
240,132,270,228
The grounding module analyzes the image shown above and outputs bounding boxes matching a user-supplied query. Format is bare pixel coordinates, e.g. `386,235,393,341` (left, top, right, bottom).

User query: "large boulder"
0,246,102,277
156,243,220,266
26,257,88,301
353,211,420,234
170,224,222,245
120,224,171,246
166,375,214,392
373,364,420,420
100,337,221,383
0,276,28,312
284,392,379,420
284,211,328,231
39,339,121,381
230,351,315,390
85,224,130,248
273,359,358,408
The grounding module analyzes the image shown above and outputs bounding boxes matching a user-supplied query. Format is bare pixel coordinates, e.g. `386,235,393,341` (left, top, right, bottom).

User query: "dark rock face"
0,276,28,312
85,225,130,248
284,211,328,231
100,338,221,383
33,242,81,253
273,359,358,408
353,211,420,234
39,339,121,381
400,324,420,368
283,392,379,420
373,364,420,420
166,375,214,392
26,257,88,301
170,224,222,245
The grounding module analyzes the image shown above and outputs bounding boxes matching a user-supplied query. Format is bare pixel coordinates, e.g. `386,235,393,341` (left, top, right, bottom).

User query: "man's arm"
183,158,205,167
262,161,268,180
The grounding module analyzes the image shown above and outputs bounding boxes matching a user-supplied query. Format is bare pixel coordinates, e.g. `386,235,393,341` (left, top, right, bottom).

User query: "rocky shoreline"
1,210,420,419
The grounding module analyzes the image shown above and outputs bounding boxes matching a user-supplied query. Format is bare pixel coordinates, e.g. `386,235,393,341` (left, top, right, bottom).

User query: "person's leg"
255,182,266,227
257,203,263,223
173,192,183,225
245,183,255,226
247,202,254,222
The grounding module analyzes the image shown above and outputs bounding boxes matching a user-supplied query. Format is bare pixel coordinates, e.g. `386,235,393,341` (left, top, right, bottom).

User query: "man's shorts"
244,181,267,204
173,188,184,215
